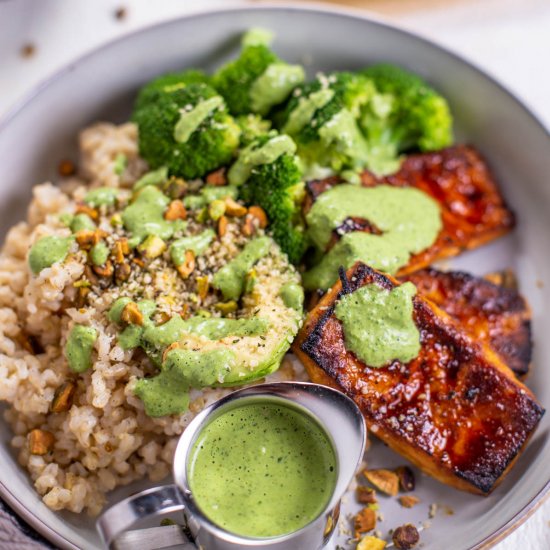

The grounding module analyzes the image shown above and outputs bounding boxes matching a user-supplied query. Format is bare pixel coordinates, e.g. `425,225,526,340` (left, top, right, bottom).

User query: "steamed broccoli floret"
360,63,453,156
237,134,306,264
213,29,305,116
277,72,372,174
132,82,240,179
236,114,272,146
134,69,210,111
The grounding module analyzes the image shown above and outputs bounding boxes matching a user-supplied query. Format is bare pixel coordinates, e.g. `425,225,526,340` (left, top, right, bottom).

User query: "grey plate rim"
0,3,548,549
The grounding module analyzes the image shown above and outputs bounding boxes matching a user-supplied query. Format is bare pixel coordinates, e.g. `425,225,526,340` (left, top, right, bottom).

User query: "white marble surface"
0,0,549,548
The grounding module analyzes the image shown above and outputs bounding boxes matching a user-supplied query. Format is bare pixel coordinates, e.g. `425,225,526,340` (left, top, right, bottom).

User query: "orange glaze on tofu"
304,145,515,275
293,263,543,494
403,268,532,378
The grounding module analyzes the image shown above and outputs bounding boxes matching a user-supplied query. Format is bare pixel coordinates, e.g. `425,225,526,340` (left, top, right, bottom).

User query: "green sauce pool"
187,400,337,538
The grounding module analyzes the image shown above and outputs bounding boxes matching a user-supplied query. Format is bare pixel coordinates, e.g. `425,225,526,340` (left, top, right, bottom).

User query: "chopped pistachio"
364,469,399,496
164,200,187,221
93,260,114,278
214,301,238,315
398,495,420,509
110,213,123,227
75,204,99,220
138,235,167,259
248,205,268,228
196,207,209,224
357,535,386,550
175,250,195,279
121,302,144,325
115,262,132,283
354,507,376,538
196,276,210,300
50,381,76,413
164,177,188,199
28,429,55,455
242,216,256,236
208,199,226,221
224,197,247,217
205,167,227,186
217,215,228,237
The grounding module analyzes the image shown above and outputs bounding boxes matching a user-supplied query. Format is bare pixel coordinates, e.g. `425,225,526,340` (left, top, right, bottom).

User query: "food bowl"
0,4,549,549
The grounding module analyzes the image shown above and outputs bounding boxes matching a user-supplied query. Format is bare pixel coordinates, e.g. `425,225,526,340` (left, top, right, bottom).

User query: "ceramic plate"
0,5,549,549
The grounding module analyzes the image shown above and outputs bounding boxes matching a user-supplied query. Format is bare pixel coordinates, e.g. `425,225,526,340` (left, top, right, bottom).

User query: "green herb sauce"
303,184,442,289
65,325,97,373
188,400,337,538
282,88,335,136
170,229,215,266
174,96,224,143
335,282,420,367
84,187,118,208
70,213,95,233
28,235,73,274
250,63,305,115
318,108,369,166
133,348,237,417
212,237,271,300
228,135,296,186
279,282,304,311
113,153,127,175
122,186,186,245
183,185,239,210
90,242,109,266
134,166,169,191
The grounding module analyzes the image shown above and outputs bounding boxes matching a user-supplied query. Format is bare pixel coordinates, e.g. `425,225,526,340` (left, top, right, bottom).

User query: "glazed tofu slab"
293,263,543,494
304,145,515,275
403,269,532,378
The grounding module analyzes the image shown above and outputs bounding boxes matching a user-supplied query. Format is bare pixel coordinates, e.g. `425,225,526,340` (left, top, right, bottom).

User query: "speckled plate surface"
0,4,549,549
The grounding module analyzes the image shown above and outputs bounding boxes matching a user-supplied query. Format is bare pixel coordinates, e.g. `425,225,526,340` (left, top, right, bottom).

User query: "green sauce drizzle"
279,282,304,311
122,186,186,245
304,184,442,289
113,153,127,175
183,185,239,210
90,242,109,266
228,135,296,186
134,166,169,191
282,88,335,135
70,213,95,233
84,187,118,208
133,348,236,417
318,108,369,166
28,235,73,274
65,325,97,373
174,96,224,144
334,282,420,367
212,237,271,300
250,64,305,115
188,400,337,538
170,229,215,266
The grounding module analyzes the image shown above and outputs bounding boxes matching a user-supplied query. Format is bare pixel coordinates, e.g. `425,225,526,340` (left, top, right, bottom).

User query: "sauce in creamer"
187,400,337,538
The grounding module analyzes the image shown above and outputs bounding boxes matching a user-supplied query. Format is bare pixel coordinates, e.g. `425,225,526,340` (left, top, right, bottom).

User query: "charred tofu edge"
293,262,544,495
